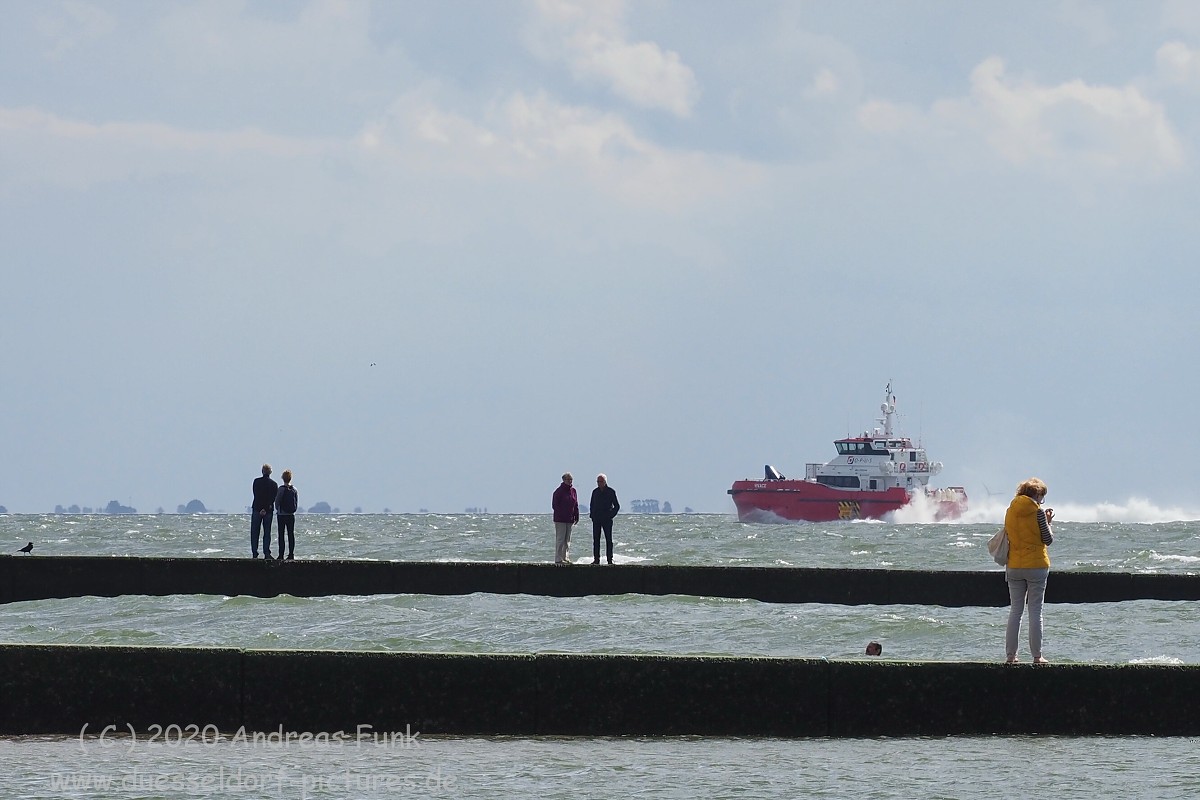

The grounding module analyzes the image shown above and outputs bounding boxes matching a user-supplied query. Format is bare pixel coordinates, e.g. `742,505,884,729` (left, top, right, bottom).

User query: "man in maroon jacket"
552,472,579,565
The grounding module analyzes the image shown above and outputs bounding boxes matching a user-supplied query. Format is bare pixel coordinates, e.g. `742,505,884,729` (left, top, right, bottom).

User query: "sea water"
1,506,1198,799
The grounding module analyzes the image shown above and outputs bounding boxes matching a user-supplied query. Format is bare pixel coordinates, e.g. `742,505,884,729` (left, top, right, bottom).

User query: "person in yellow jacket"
1003,477,1055,663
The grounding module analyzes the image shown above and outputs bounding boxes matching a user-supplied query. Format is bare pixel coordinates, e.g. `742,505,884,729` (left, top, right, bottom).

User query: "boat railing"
926,486,968,502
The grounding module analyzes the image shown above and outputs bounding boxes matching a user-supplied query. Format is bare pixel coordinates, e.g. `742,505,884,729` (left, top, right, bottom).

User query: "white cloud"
360,89,760,212
1156,40,1200,88
804,68,841,100
0,84,757,216
528,0,699,117
0,106,329,192
861,56,1185,175
0,107,322,156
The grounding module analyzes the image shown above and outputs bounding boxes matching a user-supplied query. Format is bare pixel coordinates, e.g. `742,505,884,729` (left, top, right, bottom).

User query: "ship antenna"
918,397,924,447
879,381,896,438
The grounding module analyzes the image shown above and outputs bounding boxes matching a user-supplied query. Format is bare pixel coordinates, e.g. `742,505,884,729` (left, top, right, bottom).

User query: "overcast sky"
3,1,1200,517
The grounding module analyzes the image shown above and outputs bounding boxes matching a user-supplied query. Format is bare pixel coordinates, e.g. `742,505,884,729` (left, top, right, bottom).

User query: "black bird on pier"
17,542,33,554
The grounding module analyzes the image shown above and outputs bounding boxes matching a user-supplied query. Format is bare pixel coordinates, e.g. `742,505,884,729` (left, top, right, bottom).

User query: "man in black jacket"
589,473,620,565
251,464,278,558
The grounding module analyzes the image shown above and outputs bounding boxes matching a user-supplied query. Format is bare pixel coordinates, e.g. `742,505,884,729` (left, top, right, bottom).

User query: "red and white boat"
728,384,967,522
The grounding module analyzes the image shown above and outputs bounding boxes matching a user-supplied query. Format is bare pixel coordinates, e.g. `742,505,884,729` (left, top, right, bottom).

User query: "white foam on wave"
1148,551,1200,564
1049,498,1200,524
904,493,1200,524
1130,655,1184,666
891,491,948,524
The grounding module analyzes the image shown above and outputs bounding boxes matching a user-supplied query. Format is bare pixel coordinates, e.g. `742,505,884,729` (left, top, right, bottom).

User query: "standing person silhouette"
275,469,298,561
552,472,579,565
1004,477,1055,664
589,473,620,565
250,464,278,559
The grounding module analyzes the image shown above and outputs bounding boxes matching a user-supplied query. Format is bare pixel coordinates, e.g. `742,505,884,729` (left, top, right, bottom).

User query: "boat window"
816,475,861,489
909,451,916,461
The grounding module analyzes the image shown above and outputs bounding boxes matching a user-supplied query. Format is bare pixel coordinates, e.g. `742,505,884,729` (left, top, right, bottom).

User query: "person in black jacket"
275,469,299,561
250,464,278,559
589,473,620,565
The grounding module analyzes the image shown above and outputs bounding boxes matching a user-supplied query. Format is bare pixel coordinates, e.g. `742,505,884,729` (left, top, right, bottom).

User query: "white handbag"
987,527,1009,566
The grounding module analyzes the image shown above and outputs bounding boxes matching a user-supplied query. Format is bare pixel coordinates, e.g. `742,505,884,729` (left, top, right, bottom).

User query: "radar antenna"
877,381,897,437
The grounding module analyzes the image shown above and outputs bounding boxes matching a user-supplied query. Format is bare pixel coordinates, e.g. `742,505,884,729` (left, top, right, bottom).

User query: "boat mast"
878,382,896,438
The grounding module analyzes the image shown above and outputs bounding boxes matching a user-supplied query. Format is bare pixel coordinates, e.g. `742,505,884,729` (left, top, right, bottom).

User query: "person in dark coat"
251,464,278,558
589,473,620,565
274,469,299,560
552,472,579,564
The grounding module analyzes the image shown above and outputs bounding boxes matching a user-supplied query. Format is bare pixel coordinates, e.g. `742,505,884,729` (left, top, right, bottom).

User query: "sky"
2,0,1200,517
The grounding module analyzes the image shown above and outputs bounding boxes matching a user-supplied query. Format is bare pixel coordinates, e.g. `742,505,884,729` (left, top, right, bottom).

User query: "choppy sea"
1,501,1198,799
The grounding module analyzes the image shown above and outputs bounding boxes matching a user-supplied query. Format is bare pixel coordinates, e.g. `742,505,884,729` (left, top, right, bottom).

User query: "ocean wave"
1148,551,1200,564
955,496,1200,524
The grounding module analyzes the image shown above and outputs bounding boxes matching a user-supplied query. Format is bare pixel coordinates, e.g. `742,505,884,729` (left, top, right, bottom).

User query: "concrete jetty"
2,556,1199,606
1,643,1197,737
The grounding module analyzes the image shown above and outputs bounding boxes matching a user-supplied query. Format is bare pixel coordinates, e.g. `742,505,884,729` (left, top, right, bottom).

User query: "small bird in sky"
370,362,376,367
18,542,33,554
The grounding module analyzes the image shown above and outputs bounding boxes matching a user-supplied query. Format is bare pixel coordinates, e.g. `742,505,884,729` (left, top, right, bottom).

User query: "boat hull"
728,480,964,523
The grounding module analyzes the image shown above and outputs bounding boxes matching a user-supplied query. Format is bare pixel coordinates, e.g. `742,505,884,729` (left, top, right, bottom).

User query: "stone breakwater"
3,556,1200,605
1,643,1199,737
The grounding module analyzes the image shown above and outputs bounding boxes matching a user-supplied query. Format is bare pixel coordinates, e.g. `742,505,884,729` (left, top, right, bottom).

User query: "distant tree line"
45,499,353,514
54,500,138,514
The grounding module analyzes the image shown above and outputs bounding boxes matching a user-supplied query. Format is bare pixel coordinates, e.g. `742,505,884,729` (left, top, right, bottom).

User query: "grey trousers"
1006,567,1049,659
554,522,573,563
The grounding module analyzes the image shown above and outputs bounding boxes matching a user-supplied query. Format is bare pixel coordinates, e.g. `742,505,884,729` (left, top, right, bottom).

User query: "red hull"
728,480,965,523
